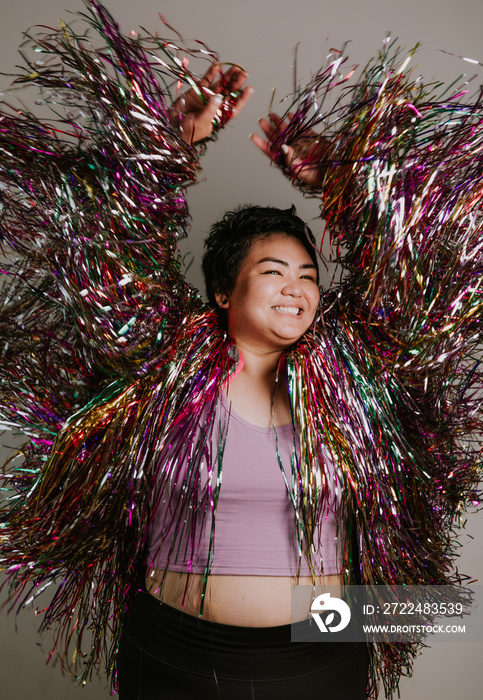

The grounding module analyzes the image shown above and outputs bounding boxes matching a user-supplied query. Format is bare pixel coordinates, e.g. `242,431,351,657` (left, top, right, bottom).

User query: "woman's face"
216,233,320,353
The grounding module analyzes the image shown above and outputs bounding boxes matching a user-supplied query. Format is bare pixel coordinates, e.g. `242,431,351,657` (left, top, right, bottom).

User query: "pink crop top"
147,394,342,576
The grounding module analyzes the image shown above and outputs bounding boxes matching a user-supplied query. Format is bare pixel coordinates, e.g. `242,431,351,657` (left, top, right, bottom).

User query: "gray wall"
1,1,482,698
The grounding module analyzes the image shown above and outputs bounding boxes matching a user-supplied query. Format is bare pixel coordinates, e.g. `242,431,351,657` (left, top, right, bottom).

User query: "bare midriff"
146,569,343,627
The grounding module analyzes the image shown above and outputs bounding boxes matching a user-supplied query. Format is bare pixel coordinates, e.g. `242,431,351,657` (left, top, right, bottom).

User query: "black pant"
117,592,369,699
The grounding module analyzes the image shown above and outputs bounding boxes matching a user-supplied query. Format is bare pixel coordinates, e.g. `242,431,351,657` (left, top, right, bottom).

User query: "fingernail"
212,94,224,105
281,145,289,154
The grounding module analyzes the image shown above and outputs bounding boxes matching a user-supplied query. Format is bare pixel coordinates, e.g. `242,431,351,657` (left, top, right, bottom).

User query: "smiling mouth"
272,305,302,316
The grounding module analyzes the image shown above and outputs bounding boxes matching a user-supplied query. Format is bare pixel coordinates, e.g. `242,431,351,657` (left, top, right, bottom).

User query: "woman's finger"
230,85,253,118
257,117,280,142
227,67,248,92
199,63,220,88
250,132,273,158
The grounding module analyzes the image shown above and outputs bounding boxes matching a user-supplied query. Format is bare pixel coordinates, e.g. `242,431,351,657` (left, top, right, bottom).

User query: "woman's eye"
263,270,282,275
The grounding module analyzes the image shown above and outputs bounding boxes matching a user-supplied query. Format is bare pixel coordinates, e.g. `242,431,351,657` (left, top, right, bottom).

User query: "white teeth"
272,306,300,316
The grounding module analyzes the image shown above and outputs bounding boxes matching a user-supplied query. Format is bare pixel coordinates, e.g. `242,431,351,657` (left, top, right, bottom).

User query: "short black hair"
202,205,319,313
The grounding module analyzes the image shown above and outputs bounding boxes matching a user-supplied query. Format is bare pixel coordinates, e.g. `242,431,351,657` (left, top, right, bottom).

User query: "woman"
116,205,369,699
1,3,482,699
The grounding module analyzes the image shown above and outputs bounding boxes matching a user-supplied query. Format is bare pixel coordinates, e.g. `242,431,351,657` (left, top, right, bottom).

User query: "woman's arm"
0,4,251,437
251,45,483,371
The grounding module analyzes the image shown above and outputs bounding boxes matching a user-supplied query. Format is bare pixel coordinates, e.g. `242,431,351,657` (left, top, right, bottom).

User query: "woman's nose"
281,276,302,296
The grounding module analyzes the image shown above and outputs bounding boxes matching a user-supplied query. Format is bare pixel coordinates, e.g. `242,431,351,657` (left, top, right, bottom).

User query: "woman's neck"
224,342,291,428
233,339,283,377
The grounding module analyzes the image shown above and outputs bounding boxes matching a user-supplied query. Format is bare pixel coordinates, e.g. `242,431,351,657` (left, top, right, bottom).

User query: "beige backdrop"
1,1,482,698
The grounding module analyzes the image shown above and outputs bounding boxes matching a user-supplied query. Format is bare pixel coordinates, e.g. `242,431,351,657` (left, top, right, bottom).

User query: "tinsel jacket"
0,3,482,697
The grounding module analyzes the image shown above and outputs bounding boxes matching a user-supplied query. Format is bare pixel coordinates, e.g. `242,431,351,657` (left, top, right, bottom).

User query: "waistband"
122,591,364,681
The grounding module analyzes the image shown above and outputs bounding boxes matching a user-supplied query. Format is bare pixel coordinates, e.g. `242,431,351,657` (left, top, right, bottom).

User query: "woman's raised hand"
251,112,326,189
173,64,253,144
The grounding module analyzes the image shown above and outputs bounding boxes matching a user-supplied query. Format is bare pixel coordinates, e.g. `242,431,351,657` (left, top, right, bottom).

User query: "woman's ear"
215,292,230,308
